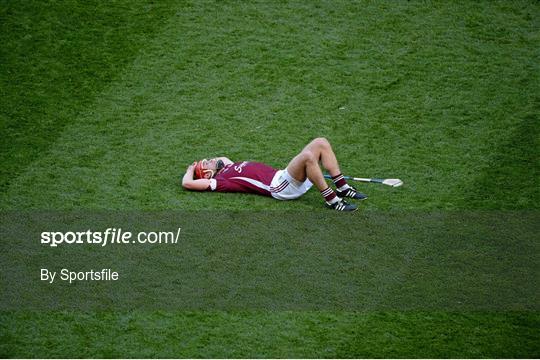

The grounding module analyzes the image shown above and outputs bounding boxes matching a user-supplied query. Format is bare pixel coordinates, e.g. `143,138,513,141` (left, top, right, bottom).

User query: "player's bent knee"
312,137,330,149
303,150,318,164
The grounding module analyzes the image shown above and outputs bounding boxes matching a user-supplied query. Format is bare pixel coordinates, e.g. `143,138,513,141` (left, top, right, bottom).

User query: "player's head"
194,159,215,179
194,158,225,179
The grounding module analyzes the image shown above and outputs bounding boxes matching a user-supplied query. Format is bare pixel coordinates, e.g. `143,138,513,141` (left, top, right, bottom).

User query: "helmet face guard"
194,159,215,179
216,159,225,170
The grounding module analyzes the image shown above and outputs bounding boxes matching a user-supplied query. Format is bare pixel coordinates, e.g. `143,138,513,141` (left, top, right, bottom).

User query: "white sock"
338,184,351,192
326,196,341,205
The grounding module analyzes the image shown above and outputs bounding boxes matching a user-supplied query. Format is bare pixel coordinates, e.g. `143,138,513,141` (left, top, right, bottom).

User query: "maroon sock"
332,173,348,189
320,187,338,203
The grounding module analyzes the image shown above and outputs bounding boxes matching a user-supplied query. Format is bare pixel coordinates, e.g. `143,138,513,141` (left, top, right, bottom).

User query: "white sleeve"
209,179,217,191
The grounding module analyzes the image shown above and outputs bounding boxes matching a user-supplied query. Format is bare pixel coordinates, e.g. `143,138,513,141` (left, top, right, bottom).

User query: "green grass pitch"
1,0,539,357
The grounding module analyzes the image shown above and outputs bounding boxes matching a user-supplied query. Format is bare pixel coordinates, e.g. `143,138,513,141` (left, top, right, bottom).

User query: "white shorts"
270,169,313,200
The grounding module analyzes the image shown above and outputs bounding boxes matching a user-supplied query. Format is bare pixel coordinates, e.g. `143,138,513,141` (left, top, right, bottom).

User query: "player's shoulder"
215,163,235,177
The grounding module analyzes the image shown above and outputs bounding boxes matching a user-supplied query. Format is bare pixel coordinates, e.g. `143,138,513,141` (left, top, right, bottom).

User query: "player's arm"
182,162,212,191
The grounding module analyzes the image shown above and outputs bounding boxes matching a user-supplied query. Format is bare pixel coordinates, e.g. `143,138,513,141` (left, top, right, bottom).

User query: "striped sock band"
332,173,349,190
320,187,338,203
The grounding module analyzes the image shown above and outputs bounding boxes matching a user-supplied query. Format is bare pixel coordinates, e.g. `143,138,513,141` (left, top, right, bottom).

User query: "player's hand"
187,162,196,172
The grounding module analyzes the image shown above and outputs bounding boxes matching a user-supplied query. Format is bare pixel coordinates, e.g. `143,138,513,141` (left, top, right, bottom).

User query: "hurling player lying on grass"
182,137,366,211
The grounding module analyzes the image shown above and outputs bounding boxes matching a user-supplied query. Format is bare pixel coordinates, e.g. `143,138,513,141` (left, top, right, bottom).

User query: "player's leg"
287,138,367,200
285,138,339,183
285,138,359,211
303,138,367,201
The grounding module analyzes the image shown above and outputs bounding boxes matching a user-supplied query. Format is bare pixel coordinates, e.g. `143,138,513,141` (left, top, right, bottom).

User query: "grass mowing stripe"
464,111,540,209
1,311,538,358
0,1,176,193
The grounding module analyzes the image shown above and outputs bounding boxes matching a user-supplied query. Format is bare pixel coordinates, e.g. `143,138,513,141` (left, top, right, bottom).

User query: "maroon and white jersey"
208,161,280,196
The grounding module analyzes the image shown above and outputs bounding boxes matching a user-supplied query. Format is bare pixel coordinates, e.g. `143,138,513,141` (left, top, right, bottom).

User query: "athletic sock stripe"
333,175,344,182
321,188,333,196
